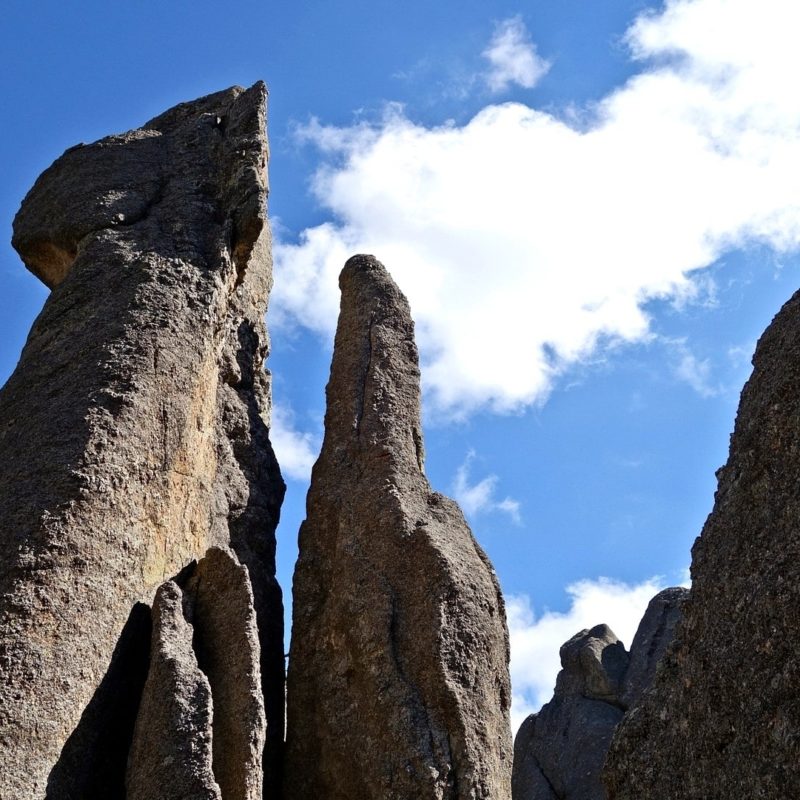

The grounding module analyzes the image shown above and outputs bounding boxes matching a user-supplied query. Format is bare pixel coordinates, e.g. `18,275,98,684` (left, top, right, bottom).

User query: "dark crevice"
46,603,152,800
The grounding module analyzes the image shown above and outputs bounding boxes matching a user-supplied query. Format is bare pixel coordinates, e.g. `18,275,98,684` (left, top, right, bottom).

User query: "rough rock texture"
513,625,628,800
605,290,800,799
126,580,220,800
127,547,265,800
284,255,513,800
0,84,284,798
621,586,687,709
513,588,688,800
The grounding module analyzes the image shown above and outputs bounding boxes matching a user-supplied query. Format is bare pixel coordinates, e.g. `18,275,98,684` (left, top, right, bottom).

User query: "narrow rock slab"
284,255,513,799
0,84,284,797
127,548,265,800
190,548,266,800
126,580,221,800
605,290,800,798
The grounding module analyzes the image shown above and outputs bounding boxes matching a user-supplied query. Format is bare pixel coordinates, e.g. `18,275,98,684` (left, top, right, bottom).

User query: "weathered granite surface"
284,255,513,799
513,588,688,800
0,84,284,798
127,548,265,800
605,290,800,799
126,580,220,800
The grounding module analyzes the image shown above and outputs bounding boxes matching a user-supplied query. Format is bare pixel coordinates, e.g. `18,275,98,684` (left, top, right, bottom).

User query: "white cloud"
507,576,666,731
452,450,521,523
482,16,550,93
273,0,800,420
669,338,720,397
270,403,319,482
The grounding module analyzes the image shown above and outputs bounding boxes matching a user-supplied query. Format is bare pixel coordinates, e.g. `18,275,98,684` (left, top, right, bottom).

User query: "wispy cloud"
507,576,667,731
270,403,319,482
669,339,720,397
273,0,800,420
452,450,521,523
482,16,550,93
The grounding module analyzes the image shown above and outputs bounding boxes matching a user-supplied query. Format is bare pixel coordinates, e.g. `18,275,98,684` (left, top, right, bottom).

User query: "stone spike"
0,84,284,797
284,254,513,799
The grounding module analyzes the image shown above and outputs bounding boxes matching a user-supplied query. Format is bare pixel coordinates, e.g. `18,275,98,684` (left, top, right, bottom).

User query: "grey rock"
512,717,558,800
605,290,800,799
0,84,284,798
284,255,513,800
621,587,688,709
513,625,627,800
127,548,265,800
126,580,221,800
189,547,266,800
513,591,688,800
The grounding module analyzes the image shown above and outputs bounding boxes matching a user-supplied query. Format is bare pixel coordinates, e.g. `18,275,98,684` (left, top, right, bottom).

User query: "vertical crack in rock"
604,289,800,798
0,84,284,798
284,254,513,800
512,588,688,800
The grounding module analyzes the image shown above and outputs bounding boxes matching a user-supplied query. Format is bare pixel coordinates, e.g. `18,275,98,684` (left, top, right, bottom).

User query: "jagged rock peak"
513,587,688,800
605,289,800,798
284,254,513,800
0,84,284,798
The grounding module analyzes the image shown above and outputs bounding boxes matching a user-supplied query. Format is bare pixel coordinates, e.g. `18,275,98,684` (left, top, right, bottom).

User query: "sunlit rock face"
284,255,514,800
0,83,285,799
606,289,800,799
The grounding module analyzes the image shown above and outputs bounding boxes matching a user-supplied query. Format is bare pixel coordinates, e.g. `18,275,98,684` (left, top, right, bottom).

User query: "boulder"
513,588,688,800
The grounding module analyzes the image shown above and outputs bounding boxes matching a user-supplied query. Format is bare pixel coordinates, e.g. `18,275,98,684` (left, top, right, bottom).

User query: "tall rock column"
0,84,285,798
605,289,800,798
284,255,513,799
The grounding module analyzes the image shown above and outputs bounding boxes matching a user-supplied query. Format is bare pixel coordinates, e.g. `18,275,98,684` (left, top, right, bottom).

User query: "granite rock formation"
127,547,265,800
513,588,687,800
605,290,800,799
0,84,284,798
284,255,513,799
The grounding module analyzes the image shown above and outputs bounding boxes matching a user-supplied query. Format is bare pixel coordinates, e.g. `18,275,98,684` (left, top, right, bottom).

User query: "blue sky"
2,0,799,728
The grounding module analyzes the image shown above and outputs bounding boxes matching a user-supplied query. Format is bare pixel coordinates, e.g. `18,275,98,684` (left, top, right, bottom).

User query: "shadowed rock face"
513,588,688,800
284,255,513,800
605,290,800,799
0,84,284,798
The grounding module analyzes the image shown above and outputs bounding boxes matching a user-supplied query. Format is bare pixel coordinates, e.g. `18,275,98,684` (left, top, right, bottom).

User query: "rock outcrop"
0,84,284,798
513,588,687,800
284,255,513,799
605,290,800,799
127,547,265,800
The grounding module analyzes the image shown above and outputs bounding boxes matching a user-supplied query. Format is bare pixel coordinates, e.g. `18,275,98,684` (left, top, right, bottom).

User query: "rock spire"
0,84,284,797
284,255,513,799
605,289,800,798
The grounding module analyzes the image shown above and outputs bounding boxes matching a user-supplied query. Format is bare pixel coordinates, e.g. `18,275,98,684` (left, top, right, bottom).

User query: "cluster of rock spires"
1,83,799,799
0,85,512,799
